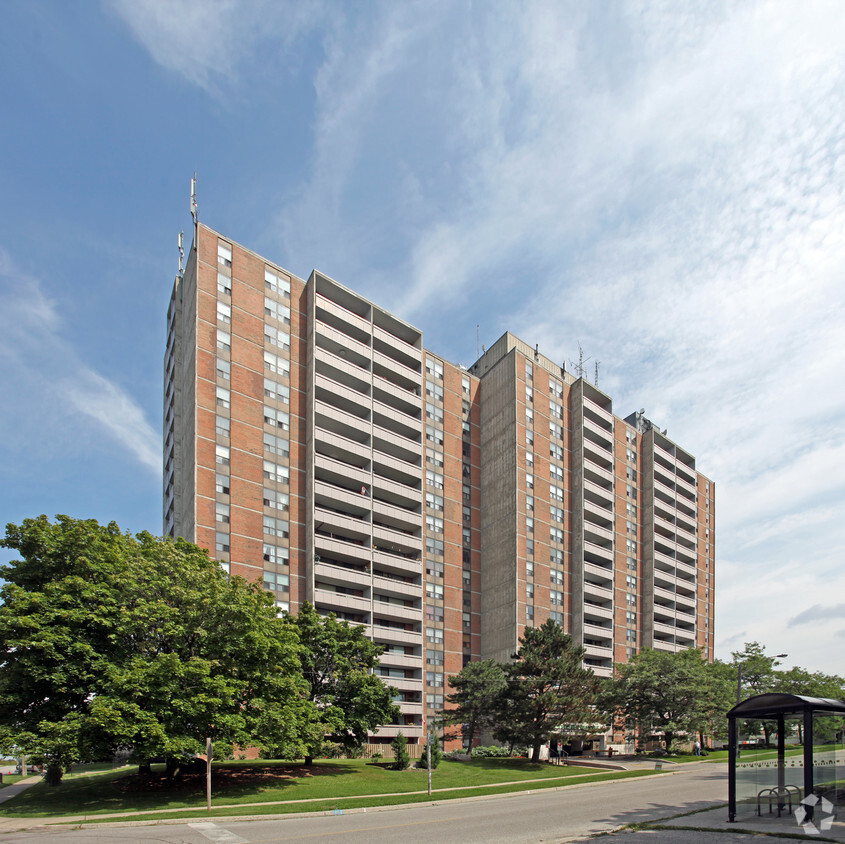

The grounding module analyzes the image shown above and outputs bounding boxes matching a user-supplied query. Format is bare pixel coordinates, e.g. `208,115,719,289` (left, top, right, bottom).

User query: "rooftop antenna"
178,231,184,275
476,325,480,359
190,172,198,228
569,342,591,380
594,360,600,387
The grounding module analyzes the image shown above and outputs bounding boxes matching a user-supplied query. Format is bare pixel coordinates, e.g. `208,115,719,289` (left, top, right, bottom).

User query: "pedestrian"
693,740,701,756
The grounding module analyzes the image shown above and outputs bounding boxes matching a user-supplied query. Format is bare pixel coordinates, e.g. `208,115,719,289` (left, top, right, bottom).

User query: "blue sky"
1,1,843,675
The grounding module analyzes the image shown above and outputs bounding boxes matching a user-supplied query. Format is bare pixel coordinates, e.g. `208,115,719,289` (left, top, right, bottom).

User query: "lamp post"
736,653,788,705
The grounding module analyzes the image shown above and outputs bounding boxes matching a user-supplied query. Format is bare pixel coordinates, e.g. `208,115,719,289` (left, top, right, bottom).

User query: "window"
263,516,289,538
215,444,229,466
426,559,444,578
217,301,231,324
526,539,534,558
462,569,471,587
626,574,637,589
525,361,533,380
550,610,563,624
526,583,534,600
426,627,444,644
549,422,563,440
526,605,534,620
264,379,290,404
426,447,444,467
525,407,534,425
550,463,563,481
462,375,470,394
550,379,563,399
426,380,444,401
216,415,230,437
627,502,637,518
526,517,534,534
426,693,444,708
263,545,289,566
426,537,444,557
216,358,230,381
550,589,564,605
425,424,444,445
627,484,637,499
550,506,564,523
217,242,232,267
526,450,534,466
426,649,444,665
216,386,230,409
550,568,564,585
263,432,289,457
426,515,444,534
426,583,444,600
550,548,564,566
526,559,534,577
265,298,291,324
526,472,534,489
425,358,443,379
264,406,290,430
263,571,290,593
463,484,471,502
626,629,637,642
215,473,230,495
263,489,289,511
426,470,444,490
526,429,534,446
463,505,471,523
525,386,534,403
627,556,637,570
626,592,637,606
526,495,534,512
462,419,471,435
626,447,637,463
626,428,637,444
550,527,564,544
627,520,637,535
216,503,229,524
550,483,564,502
426,492,444,511
217,330,231,352
549,400,563,420
265,268,291,298
264,325,290,351
550,443,563,461
217,272,231,296
626,538,637,554
263,460,289,484
462,527,472,545
426,671,444,687
264,350,290,377
626,610,637,625
215,531,229,553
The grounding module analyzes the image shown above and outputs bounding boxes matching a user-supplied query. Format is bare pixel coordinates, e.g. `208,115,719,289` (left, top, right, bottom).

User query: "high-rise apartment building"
164,223,715,747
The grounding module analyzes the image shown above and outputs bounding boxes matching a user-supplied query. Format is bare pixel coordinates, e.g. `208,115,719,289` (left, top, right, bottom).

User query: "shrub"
418,735,442,769
391,733,410,770
471,745,512,758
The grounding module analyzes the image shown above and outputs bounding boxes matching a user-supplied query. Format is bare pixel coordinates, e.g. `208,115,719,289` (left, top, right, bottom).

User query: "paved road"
0,763,736,843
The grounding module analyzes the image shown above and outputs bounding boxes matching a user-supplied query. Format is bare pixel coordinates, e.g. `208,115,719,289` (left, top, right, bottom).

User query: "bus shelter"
728,693,845,824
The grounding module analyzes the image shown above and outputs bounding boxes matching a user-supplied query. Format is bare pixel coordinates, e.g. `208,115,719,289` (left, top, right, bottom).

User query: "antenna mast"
190,172,198,232
594,360,600,386
569,342,592,380
178,231,184,276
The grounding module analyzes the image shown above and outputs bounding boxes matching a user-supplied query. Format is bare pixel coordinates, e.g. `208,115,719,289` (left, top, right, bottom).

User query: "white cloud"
0,249,160,474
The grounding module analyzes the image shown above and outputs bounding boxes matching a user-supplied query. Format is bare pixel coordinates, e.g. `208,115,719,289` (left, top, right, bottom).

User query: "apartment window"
526,429,534,446
526,560,534,578
426,693,445,708
526,450,534,467
462,375,470,394
425,470,444,490
216,503,230,524
426,582,444,600
215,473,230,495
425,358,444,380
549,400,563,420
425,515,444,534
215,531,229,553
263,489,289,511
627,520,637,536
550,527,564,544
426,537,444,557
426,671,444,687
550,379,563,399
525,361,533,380
426,627,444,644
463,484,471,503
550,589,564,606
263,460,289,484
549,422,563,440
217,330,231,352
215,445,230,466
525,407,534,425
462,398,471,415
550,443,563,461
216,358,230,381
627,484,637,499
626,574,637,589
526,472,534,489
462,527,472,545
526,605,534,620
626,538,637,554
627,593,637,606
627,556,637,570
263,545,289,566
550,568,563,585
216,386,230,409
550,483,564,502
264,325,290,351
525,386,534,403
626,610,637,625
626,629,637,643
462,419,470,435
426,559,444,578
526,495,534,512
627,502,637,518
264,379,290,404
626,428,637,445
526,539,534,558
426,380,444,401
217,272,232,296
426,492,444,511
626,447,637,463
550,463,563,482
217,301,231,324
426,649,444,665
426,447,444,468
550,610,563,624
263,350,290,377
463,505,471,523
217,242,232,267
263,571,290,593
264,407,290,430
526,517,534,534
216,415,230,438
626,466,637,482
550,506,564,524
265,268,291,298
426,424,444,445
265,298,291,325
526,583,534,600
462,570,471,587
550,548,564,566
263,432,290,457
263,516,289,538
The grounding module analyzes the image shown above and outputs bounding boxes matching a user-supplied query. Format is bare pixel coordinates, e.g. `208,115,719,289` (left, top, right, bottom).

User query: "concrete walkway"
0,777,42,806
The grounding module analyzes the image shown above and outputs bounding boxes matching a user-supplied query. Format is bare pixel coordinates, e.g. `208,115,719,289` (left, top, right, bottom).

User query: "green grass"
0,758,656,820
0,774,25,789
704,743,840,764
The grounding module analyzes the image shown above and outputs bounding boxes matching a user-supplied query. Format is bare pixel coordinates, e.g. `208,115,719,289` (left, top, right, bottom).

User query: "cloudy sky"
1,1,843,675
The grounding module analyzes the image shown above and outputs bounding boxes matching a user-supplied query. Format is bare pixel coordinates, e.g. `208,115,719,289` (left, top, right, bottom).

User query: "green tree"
698,659,737,744
494,621,599,762
285,602,399,764
732,642,788,745
0,516,309,783
609,647,709,753
391,731,410,770
440,659,506,750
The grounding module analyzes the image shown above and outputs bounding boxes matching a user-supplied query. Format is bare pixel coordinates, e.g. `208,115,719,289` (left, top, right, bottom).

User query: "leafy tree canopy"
440,658,506,750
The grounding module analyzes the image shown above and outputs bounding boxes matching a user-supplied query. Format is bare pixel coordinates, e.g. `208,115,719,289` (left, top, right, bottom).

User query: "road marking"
188,821,250,843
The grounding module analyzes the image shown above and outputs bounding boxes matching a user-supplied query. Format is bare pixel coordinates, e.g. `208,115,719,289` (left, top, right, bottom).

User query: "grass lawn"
0,774,25,789
704,743,840,764
0,758,655,820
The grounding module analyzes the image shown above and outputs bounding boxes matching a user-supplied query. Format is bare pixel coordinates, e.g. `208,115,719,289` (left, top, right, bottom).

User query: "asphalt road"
0,763,736,843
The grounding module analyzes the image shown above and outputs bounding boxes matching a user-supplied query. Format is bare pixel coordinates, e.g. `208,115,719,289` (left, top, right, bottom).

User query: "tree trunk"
165,757,181,779
762,722,772,746
664,731,674,753
304,755,313,766
531,740,542,763
137,761,151,776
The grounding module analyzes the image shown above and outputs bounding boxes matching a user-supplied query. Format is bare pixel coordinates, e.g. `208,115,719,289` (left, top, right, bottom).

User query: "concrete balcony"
315,426,371,468
583,642,614,660
675,472,697,498
372,475,421,510
373,324,421,365
583,602,613,621
315,562,371,591
315,453,371,488
373,573,421,601
583,417,614,451
314,345,371,393
370,624,422,647
376,724,424,739
653,620,679,637
583,521,613,544
373,347,420,385
315,293,372,337
372,523,420,556
583,622,613,643
584,498,613,524
315,373,370,419
583,396,613,425
653,638,679,652
379,653,423,670
314,588,371,616
372,497,422,533
315,322,371,366
314,480,372,518
584,462,614,486
314,534,371,567
373,399,421,439
373,452,420,487
373,375,421,414
589,664,613,678
583,440,613,472
373,599,422,624
314,507,371,543
397,701,424,716
584,562,613,587
584,479,614,506
379,675,422,693
584,541,614,564
373,424,421,465
584,580,613,602
372,550,422,579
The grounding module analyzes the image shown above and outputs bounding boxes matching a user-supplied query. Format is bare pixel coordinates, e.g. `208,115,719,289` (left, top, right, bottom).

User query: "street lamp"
736,653,788,705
